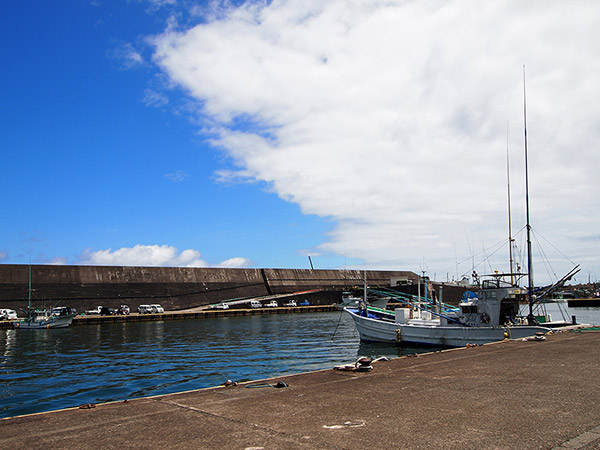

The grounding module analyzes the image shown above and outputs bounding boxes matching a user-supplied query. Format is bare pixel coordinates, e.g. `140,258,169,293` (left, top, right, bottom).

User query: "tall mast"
506,121,514,285
523,65,535,324
363,270,367,304
28,263,32,309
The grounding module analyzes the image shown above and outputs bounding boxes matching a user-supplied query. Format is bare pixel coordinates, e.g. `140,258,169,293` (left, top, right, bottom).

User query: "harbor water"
2,305,599,419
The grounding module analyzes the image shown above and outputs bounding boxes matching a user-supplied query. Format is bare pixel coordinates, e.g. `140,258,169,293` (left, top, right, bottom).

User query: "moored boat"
345,278,556,346
13,308,74,329
11,265,75,329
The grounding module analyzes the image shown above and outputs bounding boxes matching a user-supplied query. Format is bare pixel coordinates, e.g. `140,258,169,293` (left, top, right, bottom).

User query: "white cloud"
47,257,68,265
81,244,208,267
143,88,169,107
218,257,253,268
108,42,144,70
80,244,253,268
150,0,600,283
164,169,188,182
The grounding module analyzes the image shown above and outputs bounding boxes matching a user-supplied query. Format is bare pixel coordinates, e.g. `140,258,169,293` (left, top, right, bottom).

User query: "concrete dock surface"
2,330,599,450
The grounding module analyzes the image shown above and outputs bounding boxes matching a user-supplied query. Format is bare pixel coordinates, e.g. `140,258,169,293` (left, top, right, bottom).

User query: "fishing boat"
345,280,561,346
345,69,585,347
12,266,75,329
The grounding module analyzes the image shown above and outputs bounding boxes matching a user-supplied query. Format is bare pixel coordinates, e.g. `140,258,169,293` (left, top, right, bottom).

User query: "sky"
1,0,599,285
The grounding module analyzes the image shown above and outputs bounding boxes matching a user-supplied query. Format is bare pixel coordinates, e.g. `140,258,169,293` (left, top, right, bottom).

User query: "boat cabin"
459,281,524,327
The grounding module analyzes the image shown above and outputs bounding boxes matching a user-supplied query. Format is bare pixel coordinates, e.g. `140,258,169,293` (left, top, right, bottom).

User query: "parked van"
150,304,164,313
250,300,262,308
138,305,152,314
0,309,17,320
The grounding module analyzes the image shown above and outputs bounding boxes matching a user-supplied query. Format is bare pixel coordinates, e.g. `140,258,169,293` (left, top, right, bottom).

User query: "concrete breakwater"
0,264,422,313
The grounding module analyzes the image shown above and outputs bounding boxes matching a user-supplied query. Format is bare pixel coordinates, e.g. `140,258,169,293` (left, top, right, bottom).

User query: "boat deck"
2,329,600,449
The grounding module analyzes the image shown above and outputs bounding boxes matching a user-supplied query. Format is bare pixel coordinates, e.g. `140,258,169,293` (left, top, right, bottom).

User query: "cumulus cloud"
47,257,68,265
81,244,208,267
149,0,600,283
218,257,253,268
80,244,253,268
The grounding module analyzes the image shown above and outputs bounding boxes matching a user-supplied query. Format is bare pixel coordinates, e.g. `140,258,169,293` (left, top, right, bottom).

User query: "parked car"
0,309,17,320
250,300,262,308
117,305,130,315
100,307,116,315
299,300,310,306
50,307,77,317
85,306,102,315
214,303,229,310
138,305,153,314
283,300,297,307
150,304,164,313
266,300,278,308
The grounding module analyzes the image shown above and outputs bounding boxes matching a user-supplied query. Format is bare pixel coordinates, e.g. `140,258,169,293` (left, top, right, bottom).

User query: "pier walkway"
2,330,599,449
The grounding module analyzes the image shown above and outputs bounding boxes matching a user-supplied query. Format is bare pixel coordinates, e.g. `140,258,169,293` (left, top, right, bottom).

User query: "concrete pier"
0,305,338,329
1,329,599,449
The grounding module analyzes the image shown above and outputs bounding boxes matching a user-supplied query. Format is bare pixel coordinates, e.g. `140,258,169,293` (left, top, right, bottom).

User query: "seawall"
0,264,419,312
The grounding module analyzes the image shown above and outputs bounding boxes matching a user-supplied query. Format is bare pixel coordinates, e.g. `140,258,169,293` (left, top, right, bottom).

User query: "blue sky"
2,1,599,284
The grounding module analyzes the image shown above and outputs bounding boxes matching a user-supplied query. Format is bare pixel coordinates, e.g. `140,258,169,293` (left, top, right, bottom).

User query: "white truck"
85,306,102,315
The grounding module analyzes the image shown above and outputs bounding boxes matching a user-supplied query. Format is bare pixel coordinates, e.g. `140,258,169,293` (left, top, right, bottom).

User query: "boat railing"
369,288,459,313
368,288,466,325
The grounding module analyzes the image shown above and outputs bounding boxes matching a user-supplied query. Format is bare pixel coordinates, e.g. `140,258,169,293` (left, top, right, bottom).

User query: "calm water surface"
2,305,598,419
1,312,415,419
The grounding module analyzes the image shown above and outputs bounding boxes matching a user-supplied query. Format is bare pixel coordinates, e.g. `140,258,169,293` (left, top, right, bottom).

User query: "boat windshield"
481,278,514,289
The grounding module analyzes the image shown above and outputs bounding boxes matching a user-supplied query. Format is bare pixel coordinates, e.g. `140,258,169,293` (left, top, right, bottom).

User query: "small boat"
338,291,362,309
337,271,390,310
12,265,75,329
337,291,390,310
13,308,75,329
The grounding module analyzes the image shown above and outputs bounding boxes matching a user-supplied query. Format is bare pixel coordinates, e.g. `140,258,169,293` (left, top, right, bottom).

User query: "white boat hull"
13,315,74,329
345,308,550,347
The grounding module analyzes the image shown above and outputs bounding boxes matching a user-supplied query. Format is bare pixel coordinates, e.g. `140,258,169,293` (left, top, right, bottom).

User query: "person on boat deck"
359,299,367,317
472,270,480,286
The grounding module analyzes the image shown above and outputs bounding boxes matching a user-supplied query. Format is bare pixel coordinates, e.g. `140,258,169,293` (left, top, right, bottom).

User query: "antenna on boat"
506,121,515,285
523,65,536,325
